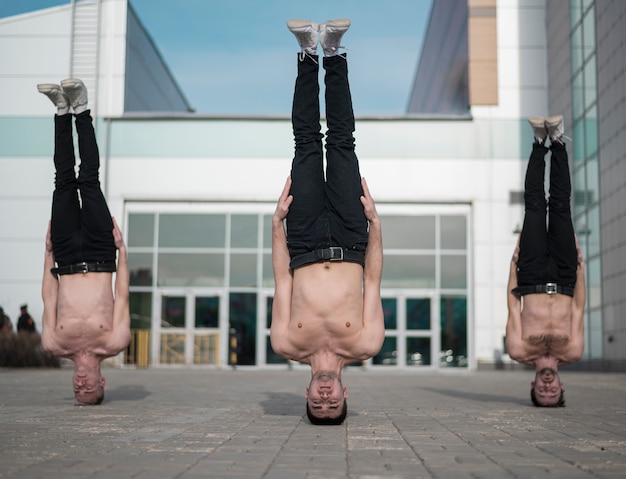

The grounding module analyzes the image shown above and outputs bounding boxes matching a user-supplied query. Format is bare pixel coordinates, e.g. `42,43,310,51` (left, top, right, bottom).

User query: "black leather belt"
513,283,574,297
51,261,117,276
290,247,365,269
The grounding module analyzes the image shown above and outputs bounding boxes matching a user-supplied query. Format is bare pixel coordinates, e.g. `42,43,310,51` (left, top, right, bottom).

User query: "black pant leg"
517,142,549,285
75,111,115,262
51,114,82,265
547,142,577,285
323,54,368,251
286,55,326,258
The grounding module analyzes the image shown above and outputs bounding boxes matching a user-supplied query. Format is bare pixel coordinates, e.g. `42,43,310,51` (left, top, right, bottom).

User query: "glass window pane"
160,333,185,364
406,337,431,366
128,252,153,286
440,216,466,249
262,253,274,288
584,107,598,159
570,0,582,25
573,161,586,213
373,337,397,365
585,154,599,206
587,256,601,309
230,253,257,287
263,214,273,249
440,296,467,367
229,293,257,365
588,308,602,359
382,255,436,288
406,298,430,330
572,119,585,165
162,296,185,328
441,254,467,289
194,335,218,365
572,72,584,119
266,335,288,364
587,205,601,257
382,298,397,330
159,214,226,247
582,9,595,60
231,214,258,248
380,216,435,249
570,24,583,73
158,253,224,287
128,213,154,247
266,296,273,329
195,296,219,328
129,292,152,329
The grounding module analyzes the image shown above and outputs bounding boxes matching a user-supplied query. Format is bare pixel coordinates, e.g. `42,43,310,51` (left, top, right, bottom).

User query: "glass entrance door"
373,293,468,368
373,295,437,367
158,292,222,366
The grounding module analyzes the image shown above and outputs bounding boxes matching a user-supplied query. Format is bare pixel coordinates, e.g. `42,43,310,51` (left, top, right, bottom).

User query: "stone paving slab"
0,367,625,478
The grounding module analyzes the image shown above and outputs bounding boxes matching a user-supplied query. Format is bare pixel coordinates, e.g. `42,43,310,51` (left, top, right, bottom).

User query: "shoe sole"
528,116,545,128
287,19,317,31
37,83,61,93
324,18,351,28
60,78,84,89
545,115,563,127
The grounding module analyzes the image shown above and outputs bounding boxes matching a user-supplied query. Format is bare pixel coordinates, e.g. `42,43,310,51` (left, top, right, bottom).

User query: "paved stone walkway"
1,367,625,478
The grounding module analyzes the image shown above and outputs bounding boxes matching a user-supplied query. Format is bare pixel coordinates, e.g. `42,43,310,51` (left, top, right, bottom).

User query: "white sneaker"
37,84,69,112
319,19,351,56
60,78,88,113
287,19,319,56
528,116,547,143
545,115,564,142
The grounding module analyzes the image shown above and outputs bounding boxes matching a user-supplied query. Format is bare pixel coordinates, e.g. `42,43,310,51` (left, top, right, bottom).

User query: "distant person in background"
1,306,13,333
38,78,130,405
506,116,585,407
17,304,37,333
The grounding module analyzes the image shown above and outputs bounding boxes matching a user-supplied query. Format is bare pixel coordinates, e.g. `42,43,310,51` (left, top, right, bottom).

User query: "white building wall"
0,1,548,368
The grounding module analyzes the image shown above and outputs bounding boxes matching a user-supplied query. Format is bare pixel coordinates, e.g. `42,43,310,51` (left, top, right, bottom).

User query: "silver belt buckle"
329,247,344,261
78,262,89,274
545,282,557,294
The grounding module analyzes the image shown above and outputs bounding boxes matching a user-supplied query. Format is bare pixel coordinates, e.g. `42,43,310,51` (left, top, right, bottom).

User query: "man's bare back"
284,261,367,363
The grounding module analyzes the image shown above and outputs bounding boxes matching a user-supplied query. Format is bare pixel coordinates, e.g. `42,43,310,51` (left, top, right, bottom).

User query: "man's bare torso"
288,261,365,363
519,293,573,360
46,273,116,357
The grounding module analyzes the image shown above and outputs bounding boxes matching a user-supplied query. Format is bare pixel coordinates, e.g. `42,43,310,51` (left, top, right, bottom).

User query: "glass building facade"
126,204,471,369
569,0,603,359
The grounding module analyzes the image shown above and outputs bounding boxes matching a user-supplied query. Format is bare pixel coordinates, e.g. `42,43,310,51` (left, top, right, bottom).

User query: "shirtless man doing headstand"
506,116,585,407
271,19,384,424
38,79,130,405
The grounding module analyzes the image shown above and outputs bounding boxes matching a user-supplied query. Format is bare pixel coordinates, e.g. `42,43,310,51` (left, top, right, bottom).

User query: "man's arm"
269,178,294,357
41,222,59,351
567,235,586,362
111,217,131,352
359,178,385,356
505,236,527,363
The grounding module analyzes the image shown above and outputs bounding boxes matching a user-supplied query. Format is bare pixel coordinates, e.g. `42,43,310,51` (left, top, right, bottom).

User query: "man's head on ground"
531,367,565,407
73,365,105,405
305,371,348,424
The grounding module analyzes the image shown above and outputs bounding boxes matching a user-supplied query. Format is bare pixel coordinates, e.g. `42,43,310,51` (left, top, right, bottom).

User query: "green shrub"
0,333,61,368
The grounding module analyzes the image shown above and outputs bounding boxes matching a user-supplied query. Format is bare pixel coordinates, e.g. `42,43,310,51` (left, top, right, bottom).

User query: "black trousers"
286,54,368,265
516,141,577,287
51,111,115,266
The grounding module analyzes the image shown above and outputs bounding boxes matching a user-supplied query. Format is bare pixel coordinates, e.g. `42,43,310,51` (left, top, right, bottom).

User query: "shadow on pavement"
421,387,530,407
